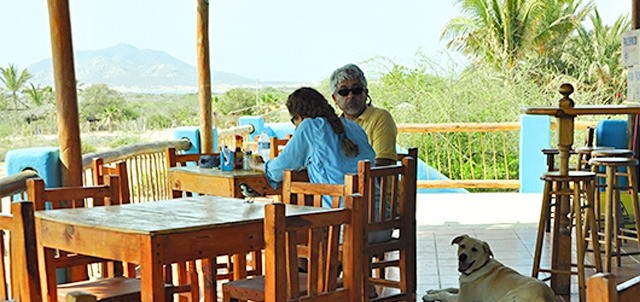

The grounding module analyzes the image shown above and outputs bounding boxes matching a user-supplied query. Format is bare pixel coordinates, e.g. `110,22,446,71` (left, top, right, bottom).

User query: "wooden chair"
26,176,177,302
352,156,417,302
221,200,363,302
91,158,140,279
587,273,640,301
281,148,418,208
92,158,198,301
166,146,220,196
166,147,262,292
282,153,418,301
270,134,292,158
92,158,131,205
0,201,42,301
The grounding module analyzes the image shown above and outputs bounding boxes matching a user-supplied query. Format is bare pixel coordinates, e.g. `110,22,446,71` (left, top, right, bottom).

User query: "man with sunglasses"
330,63,398,166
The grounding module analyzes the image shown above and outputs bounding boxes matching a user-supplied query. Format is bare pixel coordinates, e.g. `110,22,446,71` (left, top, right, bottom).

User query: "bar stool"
576,146,613,171
591,148,634,159
588,156,640,272
541,148,577,232
532,170,602,302
589,148,634,226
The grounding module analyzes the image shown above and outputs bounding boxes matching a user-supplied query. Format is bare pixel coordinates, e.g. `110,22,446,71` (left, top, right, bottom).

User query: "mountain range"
28,43,299,93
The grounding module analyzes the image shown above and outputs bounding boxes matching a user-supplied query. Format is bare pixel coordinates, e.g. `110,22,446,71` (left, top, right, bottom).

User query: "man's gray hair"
329,63,368,94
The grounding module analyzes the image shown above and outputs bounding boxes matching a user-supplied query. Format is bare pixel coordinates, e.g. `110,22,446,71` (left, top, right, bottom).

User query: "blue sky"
0,0,632,83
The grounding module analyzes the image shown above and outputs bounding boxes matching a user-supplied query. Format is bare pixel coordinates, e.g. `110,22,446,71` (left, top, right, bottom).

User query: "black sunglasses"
336,87,364,97
290,115,297,125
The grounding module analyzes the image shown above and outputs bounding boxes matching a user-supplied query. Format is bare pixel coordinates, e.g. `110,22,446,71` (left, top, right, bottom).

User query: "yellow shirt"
354,105,397,161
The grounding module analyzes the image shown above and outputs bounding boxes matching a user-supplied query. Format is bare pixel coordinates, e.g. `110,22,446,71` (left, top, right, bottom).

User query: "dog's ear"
482,241,494,258
451,234,468,245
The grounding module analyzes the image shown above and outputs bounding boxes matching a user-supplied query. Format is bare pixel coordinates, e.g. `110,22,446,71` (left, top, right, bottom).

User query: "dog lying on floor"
422,234,555,302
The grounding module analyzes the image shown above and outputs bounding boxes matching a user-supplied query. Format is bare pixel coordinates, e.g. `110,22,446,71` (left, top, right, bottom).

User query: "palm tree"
0,63,33,110
23,83,54,107
442,0,593,72
559,10,630,103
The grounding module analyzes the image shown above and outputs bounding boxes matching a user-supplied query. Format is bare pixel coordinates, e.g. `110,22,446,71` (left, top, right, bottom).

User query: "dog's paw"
442,287,459,294
422,293,439,302
423,288,459,302
423,289,446,301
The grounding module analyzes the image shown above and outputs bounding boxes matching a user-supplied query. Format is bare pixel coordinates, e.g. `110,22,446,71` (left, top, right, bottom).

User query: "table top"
35,196,335,235
523,104,640,116
167,166,267,178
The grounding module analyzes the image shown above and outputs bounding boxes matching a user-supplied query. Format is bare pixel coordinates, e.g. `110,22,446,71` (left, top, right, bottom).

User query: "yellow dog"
423,234,555,302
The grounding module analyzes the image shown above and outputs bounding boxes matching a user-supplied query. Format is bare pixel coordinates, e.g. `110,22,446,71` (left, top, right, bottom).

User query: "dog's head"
451,234,493,275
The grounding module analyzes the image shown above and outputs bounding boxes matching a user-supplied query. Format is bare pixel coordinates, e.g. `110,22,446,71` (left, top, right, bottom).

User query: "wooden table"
167,166,281,199
523,83,640,299
35,196,335,301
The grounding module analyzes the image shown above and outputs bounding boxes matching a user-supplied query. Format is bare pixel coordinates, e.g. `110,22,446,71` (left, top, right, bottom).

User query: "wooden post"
47,0,83,188
634,0,640,30
552,83,575,298
197,0,213,153
47,0,86,282
632,0,640,189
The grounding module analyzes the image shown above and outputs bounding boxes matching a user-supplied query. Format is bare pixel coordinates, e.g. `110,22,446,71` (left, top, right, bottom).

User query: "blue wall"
519,115,552,193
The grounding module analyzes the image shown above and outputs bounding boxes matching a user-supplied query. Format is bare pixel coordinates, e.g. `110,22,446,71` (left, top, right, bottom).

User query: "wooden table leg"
140,237,166,302
201,257,218,302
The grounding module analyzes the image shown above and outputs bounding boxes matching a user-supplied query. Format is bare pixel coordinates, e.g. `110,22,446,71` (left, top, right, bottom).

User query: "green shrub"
146,114,173,129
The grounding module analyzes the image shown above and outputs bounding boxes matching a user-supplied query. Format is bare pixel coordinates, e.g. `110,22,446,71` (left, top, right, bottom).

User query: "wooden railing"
0,120,599,202
0,170,40,202
397,121,597,191
80,139,192,203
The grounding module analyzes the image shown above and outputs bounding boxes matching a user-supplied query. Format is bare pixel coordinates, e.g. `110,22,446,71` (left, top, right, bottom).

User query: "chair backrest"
348,156,417,301
397,147,418,164
166,147,219,167
93,158,130,204
26,176,123,286
281,148,418,208
27,176,121,210
270,134,292,158
0,201,42,301
588,273,640,302
264,200,362,302
282,169,350,208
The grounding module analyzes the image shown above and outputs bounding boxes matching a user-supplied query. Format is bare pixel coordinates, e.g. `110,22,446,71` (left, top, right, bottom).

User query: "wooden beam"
634,0,640,29
47,0,86,282
197,0,213,153
47,0,83,188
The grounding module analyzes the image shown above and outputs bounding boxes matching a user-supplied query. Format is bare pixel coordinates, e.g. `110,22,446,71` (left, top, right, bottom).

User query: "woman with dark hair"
250,87,375,208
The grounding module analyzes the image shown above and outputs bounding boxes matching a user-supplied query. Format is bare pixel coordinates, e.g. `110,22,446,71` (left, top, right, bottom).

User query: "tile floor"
212,192,640,301
413,192,640,302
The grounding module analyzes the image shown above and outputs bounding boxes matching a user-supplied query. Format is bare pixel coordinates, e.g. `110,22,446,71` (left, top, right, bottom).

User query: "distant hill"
27,43,288,93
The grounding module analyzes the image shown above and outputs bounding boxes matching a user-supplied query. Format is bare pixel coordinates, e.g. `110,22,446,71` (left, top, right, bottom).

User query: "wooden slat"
418,179,520,189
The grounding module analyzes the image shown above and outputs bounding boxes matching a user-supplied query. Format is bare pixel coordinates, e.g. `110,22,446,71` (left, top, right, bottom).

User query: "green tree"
0,63,33,110
218,88,257,115
442,0,592,72
78,84,139,131
23,83,54,107
555,10,630,103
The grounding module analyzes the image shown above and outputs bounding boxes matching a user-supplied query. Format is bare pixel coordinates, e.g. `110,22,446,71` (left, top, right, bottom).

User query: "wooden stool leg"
533,180,553,278
584,179,603,272
592,165,603,232
573,183,586,302
604,166,614,272
613,170,622,267
627,165,640,250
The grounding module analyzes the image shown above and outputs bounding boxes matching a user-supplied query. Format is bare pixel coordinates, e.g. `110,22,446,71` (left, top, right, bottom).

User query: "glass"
336,86,364,97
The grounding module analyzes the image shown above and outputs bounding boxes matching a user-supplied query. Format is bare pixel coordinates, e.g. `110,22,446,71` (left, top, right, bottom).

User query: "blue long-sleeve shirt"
264,117,376,208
